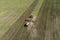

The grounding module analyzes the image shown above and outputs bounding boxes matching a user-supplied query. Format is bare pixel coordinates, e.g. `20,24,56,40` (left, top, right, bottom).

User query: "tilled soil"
35,0,60,40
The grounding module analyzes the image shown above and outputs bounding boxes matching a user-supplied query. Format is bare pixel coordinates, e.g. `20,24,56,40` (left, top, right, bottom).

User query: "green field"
0,0,34,38
32,0,44,16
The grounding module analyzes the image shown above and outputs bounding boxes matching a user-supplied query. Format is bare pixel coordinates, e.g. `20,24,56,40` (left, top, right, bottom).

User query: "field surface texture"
0,0,60,40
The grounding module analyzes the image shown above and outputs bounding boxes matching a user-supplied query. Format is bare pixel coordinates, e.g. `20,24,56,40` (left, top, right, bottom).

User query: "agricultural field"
0,0,34,38
0,0,60,40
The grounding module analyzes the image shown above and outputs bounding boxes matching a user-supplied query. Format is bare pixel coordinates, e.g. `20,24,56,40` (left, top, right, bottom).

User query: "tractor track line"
35,0,60,40
34,0,52,40
27,0,48,40
24,0,50,40
45,0,60,40
10,0,39,40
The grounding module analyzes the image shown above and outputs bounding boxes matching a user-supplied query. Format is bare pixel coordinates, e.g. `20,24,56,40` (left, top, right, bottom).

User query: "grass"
31,0,44,17
0,0,34,38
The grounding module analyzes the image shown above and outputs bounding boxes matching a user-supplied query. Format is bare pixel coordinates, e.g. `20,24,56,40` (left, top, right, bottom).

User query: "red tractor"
24,15,33,27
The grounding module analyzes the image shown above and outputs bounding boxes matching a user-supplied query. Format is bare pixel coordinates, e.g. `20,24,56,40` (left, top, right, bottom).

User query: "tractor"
24,15,33,27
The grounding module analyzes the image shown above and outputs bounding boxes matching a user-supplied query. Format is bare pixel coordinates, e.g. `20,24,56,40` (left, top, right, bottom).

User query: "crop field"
0,0,34,39
0,0,60,40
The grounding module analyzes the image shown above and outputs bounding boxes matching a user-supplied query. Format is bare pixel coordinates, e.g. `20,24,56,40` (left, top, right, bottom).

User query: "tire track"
35,0,60,40
1,0,39,40
44,0,60,40
48,0,60,40
34,0,52,40
11,0,39,40
26,0,48,40
27,0,47,40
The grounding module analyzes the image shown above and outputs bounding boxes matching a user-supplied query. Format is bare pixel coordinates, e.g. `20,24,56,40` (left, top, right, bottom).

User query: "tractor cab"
24,22,30,27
